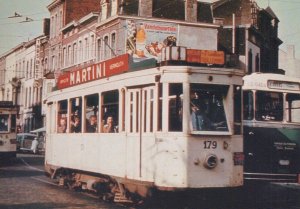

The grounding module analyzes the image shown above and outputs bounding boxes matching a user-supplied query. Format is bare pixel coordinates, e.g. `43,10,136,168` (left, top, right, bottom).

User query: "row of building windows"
14,58,36,79
61,32,117,69
50,10,63,38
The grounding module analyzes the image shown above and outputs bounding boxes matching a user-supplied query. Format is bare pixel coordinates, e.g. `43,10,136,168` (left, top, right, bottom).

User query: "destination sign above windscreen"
268,80,300,91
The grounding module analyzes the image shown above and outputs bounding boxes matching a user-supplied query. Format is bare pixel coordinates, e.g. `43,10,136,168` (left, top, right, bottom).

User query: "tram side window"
0,114,9,132
85,94,99,133
101,90,119,133
11,114,16,132
286,93,300,123
70,97,82,133
243,91,254,120
190,84,229,132
169,83,183,132
255,91,283,121
57,100,68,133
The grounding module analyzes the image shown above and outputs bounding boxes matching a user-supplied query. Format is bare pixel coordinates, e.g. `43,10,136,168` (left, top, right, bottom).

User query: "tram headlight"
203,154,218,169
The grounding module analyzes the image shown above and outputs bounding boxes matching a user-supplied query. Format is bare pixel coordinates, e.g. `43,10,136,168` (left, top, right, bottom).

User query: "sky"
0,0,300,58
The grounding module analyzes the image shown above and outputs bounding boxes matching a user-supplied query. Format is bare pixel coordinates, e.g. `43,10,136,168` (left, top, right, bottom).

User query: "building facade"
213,0,283,74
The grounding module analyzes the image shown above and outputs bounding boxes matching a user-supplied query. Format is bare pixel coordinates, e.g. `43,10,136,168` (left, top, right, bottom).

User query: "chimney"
139,0,152,17
100,0,109,21
287,45,295,59
185,0,197,22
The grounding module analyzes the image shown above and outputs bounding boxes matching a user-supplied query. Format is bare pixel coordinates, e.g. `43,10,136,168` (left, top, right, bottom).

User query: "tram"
243,73,300,183
44,48,244,201
0,101,17,159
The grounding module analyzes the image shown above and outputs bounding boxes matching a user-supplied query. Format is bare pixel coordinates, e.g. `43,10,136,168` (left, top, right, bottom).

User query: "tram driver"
190,91,225,131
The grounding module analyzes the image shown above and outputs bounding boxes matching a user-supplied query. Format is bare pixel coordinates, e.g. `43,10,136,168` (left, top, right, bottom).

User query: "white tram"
0,101,17,159
243,73,300,183
45,49,244,201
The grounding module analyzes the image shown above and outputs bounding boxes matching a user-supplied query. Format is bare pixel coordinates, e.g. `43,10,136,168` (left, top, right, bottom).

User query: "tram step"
114,192,133,203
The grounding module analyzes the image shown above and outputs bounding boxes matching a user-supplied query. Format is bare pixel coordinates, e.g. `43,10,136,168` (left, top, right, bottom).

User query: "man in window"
86,115,97,133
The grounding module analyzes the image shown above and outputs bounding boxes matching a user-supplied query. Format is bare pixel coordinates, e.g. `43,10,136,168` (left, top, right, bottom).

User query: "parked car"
16,133,42,154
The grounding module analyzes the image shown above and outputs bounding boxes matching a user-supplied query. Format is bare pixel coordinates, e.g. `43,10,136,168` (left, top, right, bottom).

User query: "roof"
265,6,279,20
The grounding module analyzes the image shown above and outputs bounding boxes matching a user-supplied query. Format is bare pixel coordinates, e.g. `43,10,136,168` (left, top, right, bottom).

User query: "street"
0,154,300,209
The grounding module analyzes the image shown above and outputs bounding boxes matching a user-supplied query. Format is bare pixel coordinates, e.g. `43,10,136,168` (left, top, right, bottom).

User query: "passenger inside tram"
57,117,67,133
71,116,81,133
103,116,117,133
86,115,97,133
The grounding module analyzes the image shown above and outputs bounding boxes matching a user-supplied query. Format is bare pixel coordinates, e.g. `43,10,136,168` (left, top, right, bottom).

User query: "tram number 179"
204,140,217,149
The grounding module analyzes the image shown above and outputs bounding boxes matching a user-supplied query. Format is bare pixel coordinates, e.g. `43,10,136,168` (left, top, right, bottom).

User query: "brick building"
213,0,283,74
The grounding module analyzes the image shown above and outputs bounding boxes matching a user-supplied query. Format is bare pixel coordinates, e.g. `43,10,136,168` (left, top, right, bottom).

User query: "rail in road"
0,154,299,209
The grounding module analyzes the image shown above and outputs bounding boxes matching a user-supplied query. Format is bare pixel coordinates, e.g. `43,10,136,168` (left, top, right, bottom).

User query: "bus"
0,101,17,159
45,48,244,202
243,73,300,183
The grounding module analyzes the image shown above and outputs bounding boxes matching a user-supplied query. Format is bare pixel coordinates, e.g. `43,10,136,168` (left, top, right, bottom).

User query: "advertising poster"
126,20,178,61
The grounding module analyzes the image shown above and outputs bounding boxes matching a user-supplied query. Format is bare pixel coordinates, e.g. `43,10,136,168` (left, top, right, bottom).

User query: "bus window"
101,90,119,133
286,93,300,123
190,84,228,132
57,100,68,133
85,94,99,133
0,114,9,132
243,91,254,120
169,83,182,132
70,97,82,133
255,91,283,121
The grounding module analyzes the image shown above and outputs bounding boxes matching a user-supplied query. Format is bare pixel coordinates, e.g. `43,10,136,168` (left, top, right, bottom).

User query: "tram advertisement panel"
126,20,177,60
57,54,129,89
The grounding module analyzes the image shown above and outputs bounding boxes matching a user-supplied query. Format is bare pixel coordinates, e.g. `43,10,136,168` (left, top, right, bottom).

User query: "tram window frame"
70,97,82,133
168,83,183,132
243,90,254,120
84,94,99,133
286,93,300,123
57,100,68,133
190,84,229,133
101,90,119,133
255,91,283,122
157,83,163,132
234,85,242,134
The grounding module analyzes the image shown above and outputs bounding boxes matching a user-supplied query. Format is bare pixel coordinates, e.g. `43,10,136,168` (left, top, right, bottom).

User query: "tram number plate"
204,140,217,149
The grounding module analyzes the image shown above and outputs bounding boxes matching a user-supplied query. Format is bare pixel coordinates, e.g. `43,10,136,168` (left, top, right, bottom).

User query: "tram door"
126,86,156,181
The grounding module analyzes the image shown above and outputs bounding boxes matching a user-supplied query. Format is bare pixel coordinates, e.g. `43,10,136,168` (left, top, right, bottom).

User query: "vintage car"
16,133,42,154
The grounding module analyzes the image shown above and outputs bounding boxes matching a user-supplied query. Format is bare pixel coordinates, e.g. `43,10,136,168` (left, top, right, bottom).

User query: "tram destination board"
0,101,14,107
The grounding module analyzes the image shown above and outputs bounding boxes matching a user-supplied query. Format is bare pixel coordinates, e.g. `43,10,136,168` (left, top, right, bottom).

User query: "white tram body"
0,101,17,159
243,73,300,183
45,51,244,198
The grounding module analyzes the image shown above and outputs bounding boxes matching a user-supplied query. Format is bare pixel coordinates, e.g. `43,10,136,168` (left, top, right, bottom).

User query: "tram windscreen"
190,84,228,132
255,91,283,121
0,114,9,132
286,93,300,123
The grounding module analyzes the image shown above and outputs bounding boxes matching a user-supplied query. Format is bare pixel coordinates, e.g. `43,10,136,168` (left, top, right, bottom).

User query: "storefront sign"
186,49,225,65
57,54,129,89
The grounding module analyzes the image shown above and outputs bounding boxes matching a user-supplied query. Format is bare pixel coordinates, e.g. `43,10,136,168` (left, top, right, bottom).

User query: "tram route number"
204,140,217,149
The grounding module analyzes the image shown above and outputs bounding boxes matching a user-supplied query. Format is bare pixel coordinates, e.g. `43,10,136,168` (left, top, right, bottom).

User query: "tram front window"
286,93,300,123
0,114,9,132
190,84,228,132
255,91,283,121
